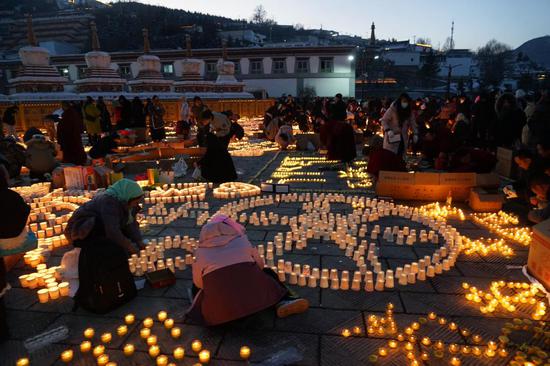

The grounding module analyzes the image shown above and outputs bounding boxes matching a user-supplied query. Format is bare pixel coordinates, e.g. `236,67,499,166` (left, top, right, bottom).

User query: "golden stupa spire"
90,21,100,51
142,28,151,54
26,14,38,47
185,34,192,58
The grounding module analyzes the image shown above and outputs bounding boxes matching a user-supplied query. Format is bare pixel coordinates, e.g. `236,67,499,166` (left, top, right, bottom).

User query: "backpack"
74,239,136,314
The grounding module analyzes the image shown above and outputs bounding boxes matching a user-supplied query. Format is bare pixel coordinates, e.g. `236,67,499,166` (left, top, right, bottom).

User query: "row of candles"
212,182,262,199
228,138,278,157
18,263,72,303
337,160,374,189
143,183,209,204
462,281,547,319
144,201,209,226
471,211,532,246
270,156,340,184
16,311,252,365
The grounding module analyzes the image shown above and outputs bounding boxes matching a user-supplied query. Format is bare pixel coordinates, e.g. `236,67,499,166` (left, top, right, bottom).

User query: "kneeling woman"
188,214,309,326
65,179,145,255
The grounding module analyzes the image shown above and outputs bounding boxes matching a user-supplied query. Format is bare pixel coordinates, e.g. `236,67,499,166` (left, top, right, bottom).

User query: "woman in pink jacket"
187,214,309,326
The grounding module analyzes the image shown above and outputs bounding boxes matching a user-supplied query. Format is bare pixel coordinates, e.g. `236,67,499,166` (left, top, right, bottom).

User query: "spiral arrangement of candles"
143,183,209,205
462,281,547,319
144,201,209,226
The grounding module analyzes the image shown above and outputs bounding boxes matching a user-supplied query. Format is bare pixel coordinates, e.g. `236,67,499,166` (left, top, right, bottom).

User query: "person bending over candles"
0,154,37,343
187,214,309,326
65,179,145,255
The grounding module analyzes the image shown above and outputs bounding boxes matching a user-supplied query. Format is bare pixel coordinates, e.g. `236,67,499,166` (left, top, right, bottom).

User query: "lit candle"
341,328,351,337
156,355,169,366
352,326,362,335
143,317,154,328
37,289,49,303
97,354,109,366
388,340,398,349
378,347,388,357
147,335,158,346
140,328,151,339
80,340,92,353
61,350,73,363
124,314,135,325
157,311,168,322
16,358,30,366
170,327,181,338
58,282,70,296
117,325,128,336
191,340,203,353
198,350,210,363
101,332,112,344
450,356,461,366
123,343,135,356
84,328,95,339
173,346,185,360
240,346,251,360
149,345,160,358
164,318,174,329
93,345,105,358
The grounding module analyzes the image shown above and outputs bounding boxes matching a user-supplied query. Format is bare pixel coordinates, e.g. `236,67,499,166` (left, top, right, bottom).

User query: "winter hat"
515,89,526,99
104,178,144,203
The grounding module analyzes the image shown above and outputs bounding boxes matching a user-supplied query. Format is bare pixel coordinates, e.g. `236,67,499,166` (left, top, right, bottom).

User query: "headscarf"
104,179,143,203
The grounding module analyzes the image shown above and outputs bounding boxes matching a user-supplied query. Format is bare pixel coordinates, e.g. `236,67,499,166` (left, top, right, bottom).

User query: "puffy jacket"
25,135,57,175
192,218,263,289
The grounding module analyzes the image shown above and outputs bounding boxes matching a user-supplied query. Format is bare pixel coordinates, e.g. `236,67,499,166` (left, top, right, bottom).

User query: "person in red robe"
57,102,87,165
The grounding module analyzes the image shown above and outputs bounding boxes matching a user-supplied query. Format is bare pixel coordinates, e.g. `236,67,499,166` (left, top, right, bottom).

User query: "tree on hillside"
477,39,512,89
418,50,440,88
250,5,276,26
442,37,455,51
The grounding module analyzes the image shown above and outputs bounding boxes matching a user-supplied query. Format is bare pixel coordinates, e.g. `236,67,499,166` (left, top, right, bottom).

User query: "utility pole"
446,63,462,98
450,21,455,50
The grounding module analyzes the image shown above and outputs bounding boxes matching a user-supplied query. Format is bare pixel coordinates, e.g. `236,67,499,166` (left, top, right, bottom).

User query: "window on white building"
77,65,87,79
206,61,218,75
119,64,131,78
162,63,174,75
57,66,70,78
250,59,263,74
229,60,240,74
296,57,309,73
320,57,334,73
272,58,286,74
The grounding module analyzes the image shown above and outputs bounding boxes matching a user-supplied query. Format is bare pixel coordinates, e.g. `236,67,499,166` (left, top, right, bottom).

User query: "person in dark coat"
97,97,112,133
2,104,18,137
131,97,146,129
57,102,87,165
528,92,550,146
471,93,495,147
321,101,357,163
494,93,526,148
89,133,120,159
24,132,58,180
117,96,132,129
147,96,166,141
65,179,145,255
0,136,26,179
0,155,37,343
366,148,406,178
196,110,237,183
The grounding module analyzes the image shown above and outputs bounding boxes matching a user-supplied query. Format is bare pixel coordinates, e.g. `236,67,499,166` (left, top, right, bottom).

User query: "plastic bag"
173,156,188,178
60,247,81,296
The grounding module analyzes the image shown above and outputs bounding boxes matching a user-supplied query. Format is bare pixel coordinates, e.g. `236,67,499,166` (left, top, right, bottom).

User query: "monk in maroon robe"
57,102,87,165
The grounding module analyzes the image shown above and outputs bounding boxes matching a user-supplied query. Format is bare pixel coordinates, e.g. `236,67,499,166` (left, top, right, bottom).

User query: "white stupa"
127,28,173,93
174,35,212,93
8,15,68,94
213,39,245,93
74,21,126,93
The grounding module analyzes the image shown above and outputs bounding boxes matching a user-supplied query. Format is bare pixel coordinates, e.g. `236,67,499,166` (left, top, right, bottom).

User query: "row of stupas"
7,15,247,97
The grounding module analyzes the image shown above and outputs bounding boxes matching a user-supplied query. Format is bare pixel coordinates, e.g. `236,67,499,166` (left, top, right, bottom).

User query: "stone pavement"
1,150,544,366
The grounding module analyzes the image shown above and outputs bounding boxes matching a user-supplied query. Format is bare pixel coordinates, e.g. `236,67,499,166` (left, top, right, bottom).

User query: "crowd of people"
262,89,550,223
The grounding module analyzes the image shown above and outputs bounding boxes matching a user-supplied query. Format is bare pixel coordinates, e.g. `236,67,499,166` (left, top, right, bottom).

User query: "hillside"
515,35,550,69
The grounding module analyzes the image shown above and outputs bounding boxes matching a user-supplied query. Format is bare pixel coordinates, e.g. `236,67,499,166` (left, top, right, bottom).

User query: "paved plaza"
1,150,544,366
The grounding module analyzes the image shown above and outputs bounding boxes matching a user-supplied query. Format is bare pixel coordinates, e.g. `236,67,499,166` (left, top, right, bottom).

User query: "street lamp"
348,55,355,61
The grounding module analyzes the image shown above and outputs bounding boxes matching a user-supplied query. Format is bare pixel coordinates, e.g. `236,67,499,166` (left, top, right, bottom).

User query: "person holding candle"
65,178,145,255
187,214,309,326
0,156,37,342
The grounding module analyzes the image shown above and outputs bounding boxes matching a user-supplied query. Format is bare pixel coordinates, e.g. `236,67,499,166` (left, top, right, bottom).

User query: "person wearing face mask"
380,93,418,156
